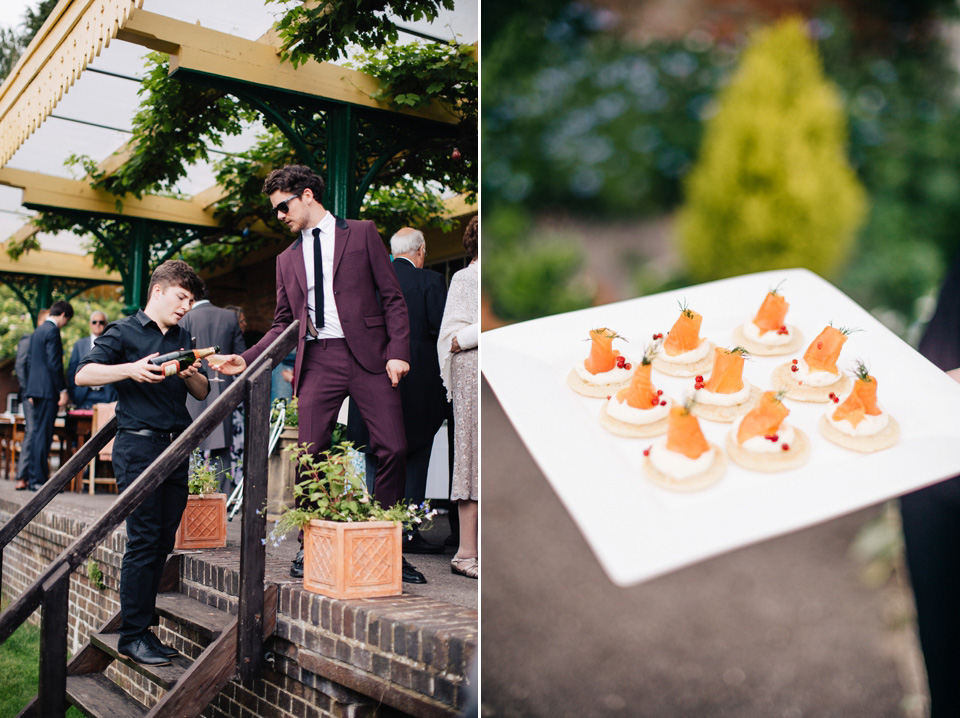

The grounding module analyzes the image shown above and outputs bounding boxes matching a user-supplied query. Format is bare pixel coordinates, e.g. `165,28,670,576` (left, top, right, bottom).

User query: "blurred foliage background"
482,0,960,342
0,285,125,381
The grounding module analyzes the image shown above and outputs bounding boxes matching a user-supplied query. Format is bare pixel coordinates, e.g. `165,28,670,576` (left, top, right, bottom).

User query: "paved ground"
480,378,928,718
0,480,477,610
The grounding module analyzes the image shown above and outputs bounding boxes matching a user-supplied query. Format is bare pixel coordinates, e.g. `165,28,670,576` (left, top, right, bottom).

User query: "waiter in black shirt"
76,260,208,667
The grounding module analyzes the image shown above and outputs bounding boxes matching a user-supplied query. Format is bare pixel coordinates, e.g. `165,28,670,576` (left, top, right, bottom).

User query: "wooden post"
238,362,271,682
37,563,71,717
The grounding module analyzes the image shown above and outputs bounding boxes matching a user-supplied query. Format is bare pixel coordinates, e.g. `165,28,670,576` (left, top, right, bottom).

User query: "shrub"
676,17,867,282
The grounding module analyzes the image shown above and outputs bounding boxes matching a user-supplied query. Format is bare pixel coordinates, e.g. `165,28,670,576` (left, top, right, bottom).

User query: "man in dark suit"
13,309,48,490
213,165,423,582
179,293,246,493
24,300,73,491
352,227,449,552
67,310,118,409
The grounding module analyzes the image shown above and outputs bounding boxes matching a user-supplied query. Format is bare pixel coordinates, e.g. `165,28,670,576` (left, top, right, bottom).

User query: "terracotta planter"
175,493,227,549
302,519,402,599
267,427,299,521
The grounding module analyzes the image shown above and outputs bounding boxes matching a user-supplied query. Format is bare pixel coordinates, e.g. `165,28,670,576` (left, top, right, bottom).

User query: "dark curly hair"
462,215,478,260
262,165,325,203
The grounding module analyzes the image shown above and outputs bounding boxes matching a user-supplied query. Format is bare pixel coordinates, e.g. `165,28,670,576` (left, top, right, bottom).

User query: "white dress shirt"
301,211,344,338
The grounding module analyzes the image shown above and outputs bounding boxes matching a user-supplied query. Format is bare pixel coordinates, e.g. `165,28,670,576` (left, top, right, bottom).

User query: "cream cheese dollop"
574,362,635,385
742,321,793,346
825,407,889,436
649,441,715,479
731,415,796,452
793,359,842,387
606,396,670,424
658,341,710,365
694,383,752,406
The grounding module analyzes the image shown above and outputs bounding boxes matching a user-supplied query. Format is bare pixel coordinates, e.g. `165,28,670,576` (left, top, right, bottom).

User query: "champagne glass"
205,354,228,382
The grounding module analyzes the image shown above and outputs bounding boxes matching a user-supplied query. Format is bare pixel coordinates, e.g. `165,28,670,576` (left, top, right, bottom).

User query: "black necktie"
313,227,324,328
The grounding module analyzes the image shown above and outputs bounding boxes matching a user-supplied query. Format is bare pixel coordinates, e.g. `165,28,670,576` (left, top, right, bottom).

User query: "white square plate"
482,268,960,585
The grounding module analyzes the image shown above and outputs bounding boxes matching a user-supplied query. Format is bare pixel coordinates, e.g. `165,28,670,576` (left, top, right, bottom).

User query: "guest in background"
67,310,118,409
24,300,73,492
13,309,48,491
180,292,246,494
438,217,479,578
900,251,960,718
348,227,449,554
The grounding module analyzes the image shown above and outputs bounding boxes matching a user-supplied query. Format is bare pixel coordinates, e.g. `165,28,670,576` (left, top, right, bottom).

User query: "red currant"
792,359,798,365
660,400,667,406
643,448,651,457
651,397,659,406
656,389,663,395
695,375,703,383
817,342,823,349
791,365,799,373
781,443,789,451
624,363,632,370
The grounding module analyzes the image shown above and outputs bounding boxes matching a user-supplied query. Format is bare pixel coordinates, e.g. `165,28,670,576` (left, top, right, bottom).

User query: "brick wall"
0,499,475,717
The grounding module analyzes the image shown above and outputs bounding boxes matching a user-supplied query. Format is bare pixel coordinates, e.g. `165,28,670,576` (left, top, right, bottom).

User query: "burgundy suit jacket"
242,216,410,394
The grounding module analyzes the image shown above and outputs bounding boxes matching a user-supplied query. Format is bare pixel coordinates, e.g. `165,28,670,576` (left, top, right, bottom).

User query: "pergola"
0,0,476,317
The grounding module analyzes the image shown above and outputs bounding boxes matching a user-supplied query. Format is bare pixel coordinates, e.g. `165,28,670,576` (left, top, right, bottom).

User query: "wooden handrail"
0,320,299,665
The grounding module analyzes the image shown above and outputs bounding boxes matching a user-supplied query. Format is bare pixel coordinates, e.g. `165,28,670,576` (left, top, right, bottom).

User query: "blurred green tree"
677,17,867,282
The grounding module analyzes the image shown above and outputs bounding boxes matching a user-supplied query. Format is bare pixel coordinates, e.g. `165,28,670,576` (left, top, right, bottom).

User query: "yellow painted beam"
118,10,459,126
0,168,219,227
0,0,145,167
0,242,121,283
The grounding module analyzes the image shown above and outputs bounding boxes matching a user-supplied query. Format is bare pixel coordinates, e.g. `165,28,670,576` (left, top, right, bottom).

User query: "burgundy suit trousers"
297,339,407,507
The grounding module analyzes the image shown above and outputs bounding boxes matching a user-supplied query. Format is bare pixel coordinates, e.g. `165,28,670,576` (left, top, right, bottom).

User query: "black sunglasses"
274,191,302,215
91,320,106,325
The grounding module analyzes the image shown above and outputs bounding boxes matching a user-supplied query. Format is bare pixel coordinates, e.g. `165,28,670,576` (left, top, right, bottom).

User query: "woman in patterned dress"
438,216,479,579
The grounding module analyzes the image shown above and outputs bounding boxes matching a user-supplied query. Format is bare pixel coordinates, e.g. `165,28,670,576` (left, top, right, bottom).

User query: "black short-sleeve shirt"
79,309,205,432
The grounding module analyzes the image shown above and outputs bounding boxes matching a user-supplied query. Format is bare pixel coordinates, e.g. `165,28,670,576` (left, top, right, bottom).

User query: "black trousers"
113,432,188,646
26,397,57,488
900,475,960,718
16,397,35,481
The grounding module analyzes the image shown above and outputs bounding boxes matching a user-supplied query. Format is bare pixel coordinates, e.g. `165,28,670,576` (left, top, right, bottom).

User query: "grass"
0,597,84,717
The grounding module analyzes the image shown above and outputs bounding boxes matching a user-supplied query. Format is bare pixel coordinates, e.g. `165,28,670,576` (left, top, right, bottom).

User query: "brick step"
66,673,149,718
155,591,233,641
90,632,193,690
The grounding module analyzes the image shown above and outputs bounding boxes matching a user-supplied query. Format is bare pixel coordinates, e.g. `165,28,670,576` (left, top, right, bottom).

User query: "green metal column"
125,218,151,314
326,104,358,218
35,275,52,318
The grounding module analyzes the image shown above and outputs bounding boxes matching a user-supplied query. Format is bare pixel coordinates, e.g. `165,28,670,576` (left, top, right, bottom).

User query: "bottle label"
161,361,179,377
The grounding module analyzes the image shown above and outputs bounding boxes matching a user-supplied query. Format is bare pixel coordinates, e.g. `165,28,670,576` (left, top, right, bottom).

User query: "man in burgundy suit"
215,165,425,582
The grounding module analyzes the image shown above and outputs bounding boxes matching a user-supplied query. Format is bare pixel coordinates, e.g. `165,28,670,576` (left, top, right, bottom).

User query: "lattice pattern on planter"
175,494,227,549
303,521,402,599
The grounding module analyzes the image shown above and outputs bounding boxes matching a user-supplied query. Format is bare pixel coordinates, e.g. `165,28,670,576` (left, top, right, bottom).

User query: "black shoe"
402,558,426,584
118,636,172,666
26,484,39,492
290,549,304,579
144,630,178,658
403,530,445,555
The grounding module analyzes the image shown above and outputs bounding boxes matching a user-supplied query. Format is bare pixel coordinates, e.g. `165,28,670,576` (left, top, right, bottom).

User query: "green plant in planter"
269,442,433,541
270,397,298,428
188,450,223,495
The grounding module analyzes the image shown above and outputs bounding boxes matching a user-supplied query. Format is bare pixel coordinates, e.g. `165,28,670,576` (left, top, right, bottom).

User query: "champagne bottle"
150,346,220,377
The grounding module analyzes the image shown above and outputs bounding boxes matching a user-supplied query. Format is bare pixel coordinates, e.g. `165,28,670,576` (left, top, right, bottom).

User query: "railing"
0,320,300,714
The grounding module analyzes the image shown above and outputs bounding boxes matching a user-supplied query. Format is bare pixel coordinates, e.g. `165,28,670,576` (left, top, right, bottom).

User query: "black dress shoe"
403,531,445,555
402,558,426,584
26,484,39,492
118,636,172,666
144,630,178,658
290,549,304,579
